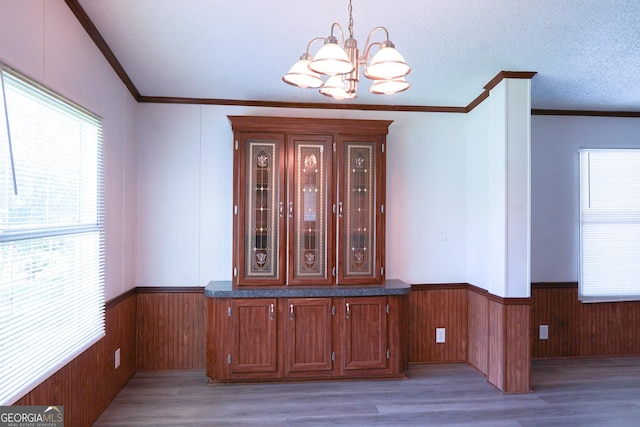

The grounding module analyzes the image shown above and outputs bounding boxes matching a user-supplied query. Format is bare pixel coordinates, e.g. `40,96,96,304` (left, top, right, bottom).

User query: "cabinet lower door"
285,298,334,377
339,296,389,376
229,299,279,377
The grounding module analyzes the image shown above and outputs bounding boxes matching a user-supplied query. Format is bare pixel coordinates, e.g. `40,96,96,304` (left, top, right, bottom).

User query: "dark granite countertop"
204,279,410,298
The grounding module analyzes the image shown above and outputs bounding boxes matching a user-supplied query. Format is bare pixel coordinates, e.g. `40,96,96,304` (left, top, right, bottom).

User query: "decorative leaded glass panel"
246,140,279,278
292,142,327,280
344,143,375,276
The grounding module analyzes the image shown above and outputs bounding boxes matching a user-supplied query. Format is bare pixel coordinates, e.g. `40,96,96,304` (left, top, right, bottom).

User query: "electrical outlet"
436,327,446,343
539,325,549,340
115,348,121,369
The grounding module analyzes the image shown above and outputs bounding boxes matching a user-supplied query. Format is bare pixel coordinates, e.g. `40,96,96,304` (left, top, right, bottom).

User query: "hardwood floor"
94,358,640,426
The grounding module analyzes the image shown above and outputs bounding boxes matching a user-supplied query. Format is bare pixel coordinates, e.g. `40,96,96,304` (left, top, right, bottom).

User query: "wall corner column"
468,73,534,393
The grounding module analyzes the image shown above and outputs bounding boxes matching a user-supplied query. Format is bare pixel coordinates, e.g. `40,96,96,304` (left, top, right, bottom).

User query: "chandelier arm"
330,22,345,46
361,41,381,64
305,37,328,56
362,26,391,59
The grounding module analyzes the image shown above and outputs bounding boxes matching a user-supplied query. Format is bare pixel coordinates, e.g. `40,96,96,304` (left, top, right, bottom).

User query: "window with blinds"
579,148,640,303
0,65,105,405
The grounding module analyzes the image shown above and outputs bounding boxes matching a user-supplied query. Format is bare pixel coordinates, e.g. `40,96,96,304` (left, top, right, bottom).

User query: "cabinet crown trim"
228,116,393,135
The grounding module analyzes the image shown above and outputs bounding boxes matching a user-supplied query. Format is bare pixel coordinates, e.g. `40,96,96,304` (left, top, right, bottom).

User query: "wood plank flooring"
94,357,640,426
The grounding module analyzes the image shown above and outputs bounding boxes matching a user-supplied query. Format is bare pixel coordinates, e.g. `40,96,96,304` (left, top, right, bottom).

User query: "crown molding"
138,95,467,113
64,0,141,101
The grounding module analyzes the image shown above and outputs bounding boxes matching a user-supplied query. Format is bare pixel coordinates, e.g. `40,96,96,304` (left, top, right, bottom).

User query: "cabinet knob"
338,202,343,218
345,302,350,319
289,304,294,320
270,303,275,321
279,202,284,218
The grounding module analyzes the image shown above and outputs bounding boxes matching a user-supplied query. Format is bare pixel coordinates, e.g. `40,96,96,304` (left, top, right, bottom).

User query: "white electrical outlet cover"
539,325,549,340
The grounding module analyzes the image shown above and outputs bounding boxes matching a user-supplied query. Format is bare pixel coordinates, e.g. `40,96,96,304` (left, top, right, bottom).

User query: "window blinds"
579,149,640,302
0,66,105,404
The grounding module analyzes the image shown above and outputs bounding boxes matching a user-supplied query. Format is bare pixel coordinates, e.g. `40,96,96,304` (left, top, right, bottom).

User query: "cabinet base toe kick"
206,373,409,385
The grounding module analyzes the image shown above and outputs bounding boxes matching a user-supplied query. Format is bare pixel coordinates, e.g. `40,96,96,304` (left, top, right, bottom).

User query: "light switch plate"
436,328,446,343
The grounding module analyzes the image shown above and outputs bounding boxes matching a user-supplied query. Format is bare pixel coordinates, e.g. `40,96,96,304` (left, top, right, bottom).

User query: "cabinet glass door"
288,135,334,285
338,137,384,284
237,135,286,285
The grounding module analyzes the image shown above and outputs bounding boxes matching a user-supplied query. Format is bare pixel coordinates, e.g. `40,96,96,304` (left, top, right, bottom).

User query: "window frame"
578,148,640,303
0,64,105,405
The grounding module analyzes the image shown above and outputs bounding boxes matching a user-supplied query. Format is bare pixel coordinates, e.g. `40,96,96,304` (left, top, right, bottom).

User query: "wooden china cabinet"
231,115,388,287
205,116,409,384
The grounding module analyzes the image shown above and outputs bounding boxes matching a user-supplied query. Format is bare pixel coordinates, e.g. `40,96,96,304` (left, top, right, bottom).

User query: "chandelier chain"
348,0,354,39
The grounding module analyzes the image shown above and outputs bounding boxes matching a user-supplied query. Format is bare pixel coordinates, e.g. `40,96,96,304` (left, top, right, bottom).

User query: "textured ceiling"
76,0,640,111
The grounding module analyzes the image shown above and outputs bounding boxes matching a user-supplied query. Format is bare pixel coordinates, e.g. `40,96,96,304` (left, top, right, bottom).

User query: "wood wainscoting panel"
487,298,532,393
136,288,206,370
578,298,640,357
531,283,640,359
531,284,580,358
409,285,468,363
487,299,505,389
467,289,489,375
469,286,531,393
504,303,531,393
13,291,137,427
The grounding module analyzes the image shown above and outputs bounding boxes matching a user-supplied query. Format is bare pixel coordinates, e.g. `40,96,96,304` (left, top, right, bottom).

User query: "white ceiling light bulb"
320,74,357,100
364,41,411,80
282,53,323,88
369,77,410,95
308,35,354,76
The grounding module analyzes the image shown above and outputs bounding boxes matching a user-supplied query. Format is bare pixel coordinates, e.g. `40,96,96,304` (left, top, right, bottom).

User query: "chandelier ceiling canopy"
282,0,411,100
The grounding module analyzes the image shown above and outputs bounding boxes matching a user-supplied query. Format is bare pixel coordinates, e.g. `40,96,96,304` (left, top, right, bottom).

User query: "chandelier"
282,0,411,100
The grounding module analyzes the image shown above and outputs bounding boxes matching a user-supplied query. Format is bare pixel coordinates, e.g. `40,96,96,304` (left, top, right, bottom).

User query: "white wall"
385,112,468,284
466,79,531,298
466,99,493,290
0,0,138,300
531,115,640,282
135,106,469,287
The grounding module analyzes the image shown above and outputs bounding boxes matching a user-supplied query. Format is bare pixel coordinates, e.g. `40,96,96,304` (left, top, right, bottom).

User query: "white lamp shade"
309,42,354,75
319,75,357,100
369,77,410,95
282,58,323,88
365,46,411,80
